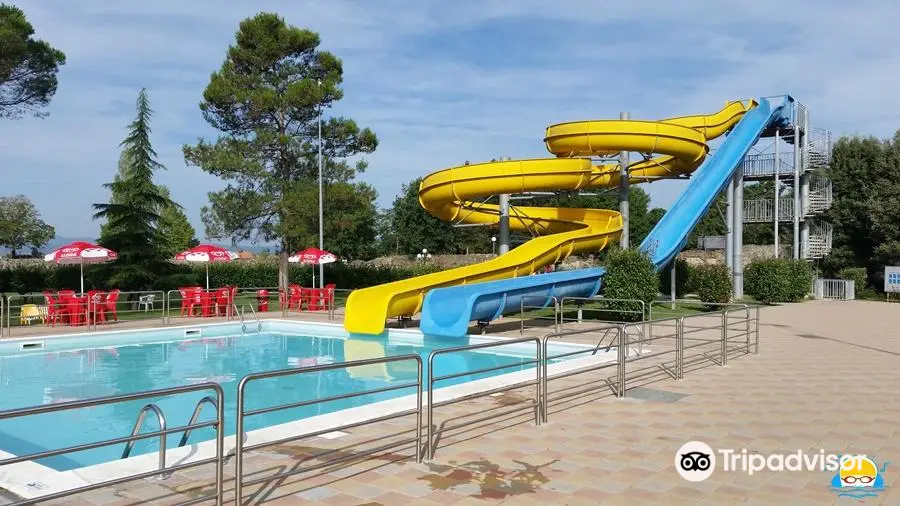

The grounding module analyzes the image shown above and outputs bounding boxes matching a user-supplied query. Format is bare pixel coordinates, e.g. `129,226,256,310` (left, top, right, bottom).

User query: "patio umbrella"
175,244,238,289
44,241,118,294
288,247,337,287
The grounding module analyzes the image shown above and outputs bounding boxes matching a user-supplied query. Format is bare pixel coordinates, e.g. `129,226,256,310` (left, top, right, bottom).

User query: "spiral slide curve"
345,98,783,336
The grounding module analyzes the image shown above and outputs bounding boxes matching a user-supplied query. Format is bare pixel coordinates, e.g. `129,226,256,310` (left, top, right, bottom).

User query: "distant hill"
0,236,275,256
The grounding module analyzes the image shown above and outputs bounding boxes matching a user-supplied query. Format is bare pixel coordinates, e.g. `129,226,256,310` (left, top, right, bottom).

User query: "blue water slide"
419,96,792,338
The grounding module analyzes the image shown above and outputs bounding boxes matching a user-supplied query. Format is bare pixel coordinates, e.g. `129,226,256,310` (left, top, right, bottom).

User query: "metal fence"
427,336,541,459
519,295,559,334
4,291,166,337
557,297,646,330
0,383,225,506
328,288,354,321
813,279,855,300
234,354,422,502
0,300,761,502
1,285,344,337
541,323,623,422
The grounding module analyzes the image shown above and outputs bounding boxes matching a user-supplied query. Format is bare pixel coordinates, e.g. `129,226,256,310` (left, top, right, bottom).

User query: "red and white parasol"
44,241,118,294
174,244,238,289
289,247,337,287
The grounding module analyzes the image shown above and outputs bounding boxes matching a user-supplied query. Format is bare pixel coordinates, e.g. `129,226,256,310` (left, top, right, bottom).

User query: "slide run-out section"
344,97,791,337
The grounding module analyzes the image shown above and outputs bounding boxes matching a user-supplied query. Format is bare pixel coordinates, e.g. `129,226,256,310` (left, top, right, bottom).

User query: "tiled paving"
3,300,900,504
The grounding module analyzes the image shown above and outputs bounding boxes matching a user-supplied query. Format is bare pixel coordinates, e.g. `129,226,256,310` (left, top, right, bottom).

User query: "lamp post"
417,248,431,262
491,236,497,255
317,79,324,289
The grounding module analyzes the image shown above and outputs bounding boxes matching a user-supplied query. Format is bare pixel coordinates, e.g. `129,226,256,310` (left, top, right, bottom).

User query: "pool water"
0,325,555,471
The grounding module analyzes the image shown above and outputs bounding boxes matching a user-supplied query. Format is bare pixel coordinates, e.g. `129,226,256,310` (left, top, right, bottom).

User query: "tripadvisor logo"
675,441,873,481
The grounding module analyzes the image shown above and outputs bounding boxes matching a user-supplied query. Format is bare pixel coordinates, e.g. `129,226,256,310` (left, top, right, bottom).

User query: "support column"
670,261,676,310
618,112,630,249
733,170,744,299
725,176,734,278
800,110,810,259
774,129,780,258
498,192,510,255
793,107,802,259
800,173,809,258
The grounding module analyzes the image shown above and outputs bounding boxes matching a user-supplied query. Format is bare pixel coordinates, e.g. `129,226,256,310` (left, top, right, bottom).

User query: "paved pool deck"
3,300,899,505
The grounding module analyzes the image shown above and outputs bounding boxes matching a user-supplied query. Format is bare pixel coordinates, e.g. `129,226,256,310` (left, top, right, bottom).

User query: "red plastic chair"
105,289,121,322
91,291,107,324
214,288,230,316
42,292,61,327
177,288,193,316
307,288,323,311
288,285,303,311
59,293,86,326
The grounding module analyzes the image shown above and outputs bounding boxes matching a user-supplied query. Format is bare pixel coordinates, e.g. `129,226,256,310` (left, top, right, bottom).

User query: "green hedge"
0,261,443,295
659,258,691,297
688,264,733,304
838,267,867,290
744,258,813,304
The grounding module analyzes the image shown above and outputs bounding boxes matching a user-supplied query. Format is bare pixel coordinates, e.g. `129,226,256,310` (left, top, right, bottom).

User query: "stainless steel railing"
558,297,646,329
242,303,261,333
0,302,760,502
541,323,624,423
0,383,225,506
121,403,166,469
427,336,541,459
232,302,246,333
178,396,219,448
234,354,423,502
519,295,559,334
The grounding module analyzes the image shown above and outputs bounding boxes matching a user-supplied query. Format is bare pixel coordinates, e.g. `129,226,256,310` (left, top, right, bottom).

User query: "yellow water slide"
344,100,758,335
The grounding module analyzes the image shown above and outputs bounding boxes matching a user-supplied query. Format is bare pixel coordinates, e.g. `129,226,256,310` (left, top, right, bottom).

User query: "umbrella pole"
206,264,210,290
312,265,315,288
80,261,84,295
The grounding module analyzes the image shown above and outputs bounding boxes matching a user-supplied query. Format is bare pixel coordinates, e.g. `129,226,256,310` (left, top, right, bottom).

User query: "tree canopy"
184,12,377,287
0,195,54,256
821,131,900,288
0,4,66,118
157,186,199,257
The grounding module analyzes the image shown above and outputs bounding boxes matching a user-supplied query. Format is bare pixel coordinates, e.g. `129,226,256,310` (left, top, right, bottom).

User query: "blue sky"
3,0,900,240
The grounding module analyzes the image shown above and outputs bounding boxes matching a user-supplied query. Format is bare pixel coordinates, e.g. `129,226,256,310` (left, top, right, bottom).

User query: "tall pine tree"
94,89,173,288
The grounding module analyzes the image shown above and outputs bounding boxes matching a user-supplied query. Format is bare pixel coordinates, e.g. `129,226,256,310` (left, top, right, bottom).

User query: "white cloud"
3,0,899,239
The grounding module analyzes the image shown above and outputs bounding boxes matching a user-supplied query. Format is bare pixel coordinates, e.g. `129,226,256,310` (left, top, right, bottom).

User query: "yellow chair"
19,304,46,325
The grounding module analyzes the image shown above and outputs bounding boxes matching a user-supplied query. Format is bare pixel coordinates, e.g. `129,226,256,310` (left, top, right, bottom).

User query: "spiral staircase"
741,107,833,260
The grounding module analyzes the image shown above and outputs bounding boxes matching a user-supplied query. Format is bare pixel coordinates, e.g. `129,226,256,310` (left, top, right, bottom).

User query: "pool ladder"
121,396,219,474
231,302,262,334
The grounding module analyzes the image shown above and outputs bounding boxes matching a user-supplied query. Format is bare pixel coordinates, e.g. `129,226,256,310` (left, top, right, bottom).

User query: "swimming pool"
0,321,588,472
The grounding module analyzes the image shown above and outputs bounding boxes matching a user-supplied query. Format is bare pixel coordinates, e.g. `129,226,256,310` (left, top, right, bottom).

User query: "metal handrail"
121,404,167,471
519,295,559,334
242,303,262,333
234,354,423,502
427,336,541,459
178,396,218,447
0,383,225,506
232,302,245,333
558,297,647,329
541,323,623,422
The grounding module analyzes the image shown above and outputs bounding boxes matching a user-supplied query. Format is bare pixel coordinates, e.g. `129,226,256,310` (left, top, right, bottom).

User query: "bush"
659,258,692,297
688,264,733,304
744,258,813,304
838,267,867,290
601,247,659,314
